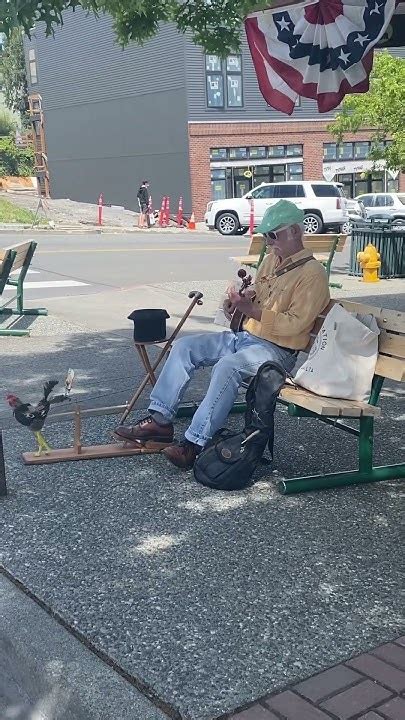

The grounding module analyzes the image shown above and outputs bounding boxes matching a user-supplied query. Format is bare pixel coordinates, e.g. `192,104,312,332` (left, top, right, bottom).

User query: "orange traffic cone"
188,212,196,230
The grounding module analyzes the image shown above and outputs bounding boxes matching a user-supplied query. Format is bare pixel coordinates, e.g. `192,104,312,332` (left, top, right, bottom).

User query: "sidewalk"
2,568,404,720
1,273,404,720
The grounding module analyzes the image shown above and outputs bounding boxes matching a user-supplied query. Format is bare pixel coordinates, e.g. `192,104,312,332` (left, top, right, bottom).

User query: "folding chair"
120,290,203,424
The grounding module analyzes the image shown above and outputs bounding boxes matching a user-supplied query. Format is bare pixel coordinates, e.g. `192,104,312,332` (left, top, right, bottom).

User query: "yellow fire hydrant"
357,244,381,283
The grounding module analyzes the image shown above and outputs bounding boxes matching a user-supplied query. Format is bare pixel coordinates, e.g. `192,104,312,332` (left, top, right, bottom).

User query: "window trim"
28,48,38,85
225,54,243,108
205,69,225,109
205,54,243,110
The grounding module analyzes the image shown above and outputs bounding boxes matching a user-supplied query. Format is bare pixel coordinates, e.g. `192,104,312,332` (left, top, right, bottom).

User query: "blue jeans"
149,331,297,447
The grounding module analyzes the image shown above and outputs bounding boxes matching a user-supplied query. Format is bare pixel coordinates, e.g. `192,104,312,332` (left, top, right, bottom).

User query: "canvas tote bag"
294,303,380,402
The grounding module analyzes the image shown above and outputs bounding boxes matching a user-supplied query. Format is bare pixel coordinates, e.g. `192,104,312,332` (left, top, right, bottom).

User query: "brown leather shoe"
162,440,201,470
113,416,174,444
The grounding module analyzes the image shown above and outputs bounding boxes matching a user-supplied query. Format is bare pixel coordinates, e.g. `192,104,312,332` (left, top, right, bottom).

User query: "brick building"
25,9,405,219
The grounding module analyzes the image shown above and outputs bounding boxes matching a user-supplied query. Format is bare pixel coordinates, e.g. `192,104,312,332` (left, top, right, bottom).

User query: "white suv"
205,181,348,236
355,193,405,225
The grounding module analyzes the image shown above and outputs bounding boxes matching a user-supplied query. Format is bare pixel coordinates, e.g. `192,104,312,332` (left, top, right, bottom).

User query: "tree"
0,0,271,56
0,109,17,136
0,136,34,176
329,53,405,172
0,28,29,118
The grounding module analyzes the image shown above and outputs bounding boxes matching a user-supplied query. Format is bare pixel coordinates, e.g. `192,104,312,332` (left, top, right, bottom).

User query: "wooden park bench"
232,233,347,289
175,298,404,495
271,300,405,494
0,240,47,336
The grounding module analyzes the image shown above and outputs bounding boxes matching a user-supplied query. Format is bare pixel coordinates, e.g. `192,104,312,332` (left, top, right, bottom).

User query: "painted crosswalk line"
3,280,89,291
10,269,40,276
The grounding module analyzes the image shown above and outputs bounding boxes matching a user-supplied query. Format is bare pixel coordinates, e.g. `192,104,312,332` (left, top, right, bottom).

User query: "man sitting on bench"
114,200,330,469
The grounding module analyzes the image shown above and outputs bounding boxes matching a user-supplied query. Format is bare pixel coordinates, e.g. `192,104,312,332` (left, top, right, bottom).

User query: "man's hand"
228,289,261,321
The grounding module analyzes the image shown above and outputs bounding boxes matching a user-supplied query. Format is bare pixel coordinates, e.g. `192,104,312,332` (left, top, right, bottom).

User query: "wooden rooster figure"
6,369,75,456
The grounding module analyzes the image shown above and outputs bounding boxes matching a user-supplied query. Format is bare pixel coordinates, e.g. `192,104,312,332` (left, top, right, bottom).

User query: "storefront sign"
323,159,386,180
243,170,253,178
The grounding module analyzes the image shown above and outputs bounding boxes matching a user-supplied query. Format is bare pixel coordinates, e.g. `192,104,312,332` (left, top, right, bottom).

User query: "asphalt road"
2,230,351,304
2,231,253,303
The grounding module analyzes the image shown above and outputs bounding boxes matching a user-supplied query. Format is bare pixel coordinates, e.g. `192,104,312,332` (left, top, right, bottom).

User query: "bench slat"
249,234,346,254
379,330,405,359
232,250,340,266
375,355,405,382
231,255,260,266
0,242,33,275
340,302,405,334
280,384,381,417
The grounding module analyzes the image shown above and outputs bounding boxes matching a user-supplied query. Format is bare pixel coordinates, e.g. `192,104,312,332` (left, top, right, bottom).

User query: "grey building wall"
184,33,337,123
26,10,192,211
185,34,405,123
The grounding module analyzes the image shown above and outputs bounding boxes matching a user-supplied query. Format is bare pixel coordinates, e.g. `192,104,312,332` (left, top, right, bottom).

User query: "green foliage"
329,53,405,172
0,0,268,56
0,109,17,136
0,27,29,116
0,136,34,176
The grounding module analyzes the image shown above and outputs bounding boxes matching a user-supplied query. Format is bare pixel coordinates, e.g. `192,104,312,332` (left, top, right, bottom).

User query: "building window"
210,148,228,161
226,55,243,107
28,48,38,85
324,143,337,160
206,74,224,108
211,168,227,200
206,55,221,72
272,164,286,181
205,55,243,109
354,141,370,159
286,144,303,157
269,144,303,158
268,145,286,158
337,142,354,160
370,172,384,193
229,147,248,160
249,147,267,159
387,177,399,193
287,163,303,180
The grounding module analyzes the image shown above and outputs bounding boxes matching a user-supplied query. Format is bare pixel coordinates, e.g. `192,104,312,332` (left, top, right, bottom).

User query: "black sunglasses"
264,225,290,241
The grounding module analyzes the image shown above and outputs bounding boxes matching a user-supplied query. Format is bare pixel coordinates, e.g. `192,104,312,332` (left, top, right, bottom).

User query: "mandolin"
229,268,255,332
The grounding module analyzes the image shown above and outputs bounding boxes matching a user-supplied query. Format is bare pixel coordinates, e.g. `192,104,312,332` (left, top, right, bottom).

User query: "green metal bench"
274,300,405,493
232,233,347,289
0,240,48,336
177,300,405,495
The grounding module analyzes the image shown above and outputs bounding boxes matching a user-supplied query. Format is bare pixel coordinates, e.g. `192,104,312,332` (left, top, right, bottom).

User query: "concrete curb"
0,572,169,720
0,225,208,235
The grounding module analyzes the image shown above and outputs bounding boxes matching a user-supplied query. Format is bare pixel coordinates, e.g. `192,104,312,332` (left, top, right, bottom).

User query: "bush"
0,136,34,176
0,109,17,136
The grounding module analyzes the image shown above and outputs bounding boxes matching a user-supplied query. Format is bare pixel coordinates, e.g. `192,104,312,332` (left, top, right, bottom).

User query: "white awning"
322,159,399,181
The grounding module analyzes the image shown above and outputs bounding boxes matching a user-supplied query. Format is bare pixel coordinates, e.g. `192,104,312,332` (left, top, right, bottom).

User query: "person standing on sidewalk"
137,180,150,228
115,200,330,470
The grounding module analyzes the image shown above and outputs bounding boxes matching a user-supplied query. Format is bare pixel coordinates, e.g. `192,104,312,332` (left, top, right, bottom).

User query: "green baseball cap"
255,199,305,235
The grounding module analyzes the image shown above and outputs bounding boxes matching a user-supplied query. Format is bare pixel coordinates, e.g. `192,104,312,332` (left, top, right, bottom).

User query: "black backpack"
193,361,286,491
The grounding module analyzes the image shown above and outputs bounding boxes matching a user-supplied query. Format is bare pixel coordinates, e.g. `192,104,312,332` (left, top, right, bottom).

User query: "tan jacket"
243,249,330,350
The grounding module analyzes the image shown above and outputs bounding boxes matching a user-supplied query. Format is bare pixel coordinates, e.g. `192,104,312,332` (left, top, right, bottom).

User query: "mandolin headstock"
237,268,253,294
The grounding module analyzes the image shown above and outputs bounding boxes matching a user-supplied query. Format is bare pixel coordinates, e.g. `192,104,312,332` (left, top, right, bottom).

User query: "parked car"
204,181,348,236
342,198,368,235
355,192,405,225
